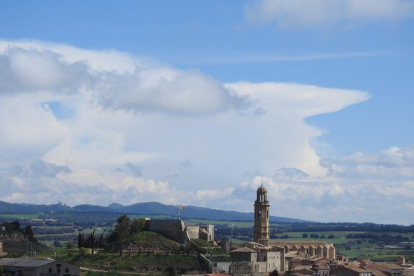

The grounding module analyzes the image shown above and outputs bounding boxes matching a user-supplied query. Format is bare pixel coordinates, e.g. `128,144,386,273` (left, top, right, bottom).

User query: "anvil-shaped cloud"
4,40,411,224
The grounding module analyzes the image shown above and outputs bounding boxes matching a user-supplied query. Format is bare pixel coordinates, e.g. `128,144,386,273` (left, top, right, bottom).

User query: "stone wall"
229,261,255,275
145,220,189,243
229,261,269,274
198,254,212,273
258,251,282,272
186,226,200,240
230,252,257,262
211,262,232,274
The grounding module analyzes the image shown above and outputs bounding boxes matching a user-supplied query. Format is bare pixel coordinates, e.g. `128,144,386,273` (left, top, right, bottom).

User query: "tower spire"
253,185,270,243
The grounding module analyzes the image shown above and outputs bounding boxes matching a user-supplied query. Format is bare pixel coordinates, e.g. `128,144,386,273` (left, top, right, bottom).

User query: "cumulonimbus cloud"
245,0,414,29
4,39,413,224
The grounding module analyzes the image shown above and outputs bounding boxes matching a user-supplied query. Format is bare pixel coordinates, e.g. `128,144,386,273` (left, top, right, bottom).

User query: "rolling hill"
0,200,306,223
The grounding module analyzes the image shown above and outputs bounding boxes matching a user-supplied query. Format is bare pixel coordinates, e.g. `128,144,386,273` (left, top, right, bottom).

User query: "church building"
229,185,336,274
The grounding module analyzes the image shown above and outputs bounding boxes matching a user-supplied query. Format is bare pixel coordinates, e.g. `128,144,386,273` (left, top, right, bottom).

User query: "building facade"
0,259,80,276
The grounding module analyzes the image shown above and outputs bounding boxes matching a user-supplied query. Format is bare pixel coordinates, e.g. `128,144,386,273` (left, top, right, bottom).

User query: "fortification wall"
145,220,189,243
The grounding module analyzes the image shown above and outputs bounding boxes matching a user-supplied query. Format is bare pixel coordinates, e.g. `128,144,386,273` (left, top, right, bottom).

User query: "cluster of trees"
106,215,145,255
33,227,75,235
346,233,410,244
78,215,146,255
78,231,107,254
1,221,37,242
302,233,335,239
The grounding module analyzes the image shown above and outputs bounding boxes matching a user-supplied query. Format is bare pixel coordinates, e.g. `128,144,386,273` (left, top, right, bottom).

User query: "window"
57,268,61,273
65,269,69,273
49,268,52,273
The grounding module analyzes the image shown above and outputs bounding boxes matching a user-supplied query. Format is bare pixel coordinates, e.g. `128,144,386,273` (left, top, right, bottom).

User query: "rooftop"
0,258,55,267
230,247,257,253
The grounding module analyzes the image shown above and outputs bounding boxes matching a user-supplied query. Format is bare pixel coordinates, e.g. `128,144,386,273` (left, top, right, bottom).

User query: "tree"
302,233,308,238
0,265,3,275
79,247,87,256
130,219,145,235
328,234,335,239
269,269,278,276
24,225,37,242
11,221,21,231
78,233,85,248
114,215,130,256
54,240,62,248
65,241,75,249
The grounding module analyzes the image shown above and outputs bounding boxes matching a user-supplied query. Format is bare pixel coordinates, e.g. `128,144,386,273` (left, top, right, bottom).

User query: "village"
0,186,413,276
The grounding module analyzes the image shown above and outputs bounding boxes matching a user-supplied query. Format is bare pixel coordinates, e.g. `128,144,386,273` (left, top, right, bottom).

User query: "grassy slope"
56,250,201,272
132,231,180,251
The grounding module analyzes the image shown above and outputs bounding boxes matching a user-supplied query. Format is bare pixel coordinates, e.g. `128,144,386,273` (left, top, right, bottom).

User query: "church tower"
254,185,270,243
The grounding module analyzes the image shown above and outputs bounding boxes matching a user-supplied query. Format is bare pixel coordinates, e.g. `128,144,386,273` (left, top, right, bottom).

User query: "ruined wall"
186,226,200,240
199,225,214,242
145,220,189,243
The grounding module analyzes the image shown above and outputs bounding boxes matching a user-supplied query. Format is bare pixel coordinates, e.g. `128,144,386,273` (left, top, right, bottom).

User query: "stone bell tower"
254,185,270,243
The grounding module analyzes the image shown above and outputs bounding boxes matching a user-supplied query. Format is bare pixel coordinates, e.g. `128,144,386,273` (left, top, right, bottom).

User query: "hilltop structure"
144,219,214,243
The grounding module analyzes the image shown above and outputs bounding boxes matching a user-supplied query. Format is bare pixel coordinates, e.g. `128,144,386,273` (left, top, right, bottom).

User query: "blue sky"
0,0,414,224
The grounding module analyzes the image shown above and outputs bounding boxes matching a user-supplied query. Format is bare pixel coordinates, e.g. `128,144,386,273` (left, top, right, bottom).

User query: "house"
330,266,373,276
0,258,80,276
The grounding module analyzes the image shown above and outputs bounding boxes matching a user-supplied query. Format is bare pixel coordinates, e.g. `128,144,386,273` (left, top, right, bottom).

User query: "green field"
267,231,414,263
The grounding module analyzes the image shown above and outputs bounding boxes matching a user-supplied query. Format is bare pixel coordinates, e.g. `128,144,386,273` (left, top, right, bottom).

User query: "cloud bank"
1,40,412,224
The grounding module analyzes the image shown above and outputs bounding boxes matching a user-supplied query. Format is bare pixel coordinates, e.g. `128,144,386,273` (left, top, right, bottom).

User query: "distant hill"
118,202,305,223
107,203,124,210
0,200,306,223
0,201,74,213
73,204,111,212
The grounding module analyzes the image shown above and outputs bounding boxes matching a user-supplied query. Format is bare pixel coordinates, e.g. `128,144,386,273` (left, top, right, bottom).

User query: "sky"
0,0,414,224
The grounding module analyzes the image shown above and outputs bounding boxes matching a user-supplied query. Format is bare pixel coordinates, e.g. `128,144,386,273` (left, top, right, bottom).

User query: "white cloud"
0,48,89,95
321,145,414,178
231,175,414,224
245,0,414,29
0,41,249,115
